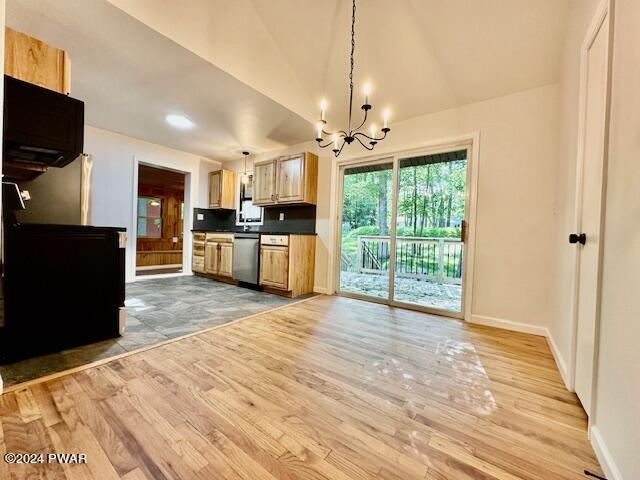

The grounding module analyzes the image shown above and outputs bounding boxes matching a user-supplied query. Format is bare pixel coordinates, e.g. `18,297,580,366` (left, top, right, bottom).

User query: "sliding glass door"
393,151,467,313
338,160,393,300
337,148,469,318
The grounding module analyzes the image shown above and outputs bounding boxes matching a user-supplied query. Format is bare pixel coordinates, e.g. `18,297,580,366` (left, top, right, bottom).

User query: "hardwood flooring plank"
0,295,603,480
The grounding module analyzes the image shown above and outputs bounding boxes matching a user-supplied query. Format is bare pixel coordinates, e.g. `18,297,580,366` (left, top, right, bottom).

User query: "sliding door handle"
569,233,586,245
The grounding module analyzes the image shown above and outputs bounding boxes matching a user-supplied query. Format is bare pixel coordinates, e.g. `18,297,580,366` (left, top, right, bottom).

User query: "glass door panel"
338,161,393,300
392,150,468,313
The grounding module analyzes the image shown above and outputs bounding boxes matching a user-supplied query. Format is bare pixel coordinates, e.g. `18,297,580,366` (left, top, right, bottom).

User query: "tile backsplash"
193,204,316,234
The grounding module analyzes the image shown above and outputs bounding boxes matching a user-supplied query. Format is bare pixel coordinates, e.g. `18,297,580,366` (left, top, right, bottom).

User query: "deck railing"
352,235,463,285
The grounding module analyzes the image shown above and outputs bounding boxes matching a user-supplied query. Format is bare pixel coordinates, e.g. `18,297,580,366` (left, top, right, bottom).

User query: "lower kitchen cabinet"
193,233,234,278
218,243,234,277
259,234,315,297
205,242,219,274
260,245,289,289
192,253,205,273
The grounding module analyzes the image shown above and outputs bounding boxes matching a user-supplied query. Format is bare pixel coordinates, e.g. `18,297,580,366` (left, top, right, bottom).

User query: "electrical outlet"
279,212,285,221
197,213,204,221
172,237,178,243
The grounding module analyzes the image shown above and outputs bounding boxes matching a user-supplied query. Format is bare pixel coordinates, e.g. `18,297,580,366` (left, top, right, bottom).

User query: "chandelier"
315,0,391,157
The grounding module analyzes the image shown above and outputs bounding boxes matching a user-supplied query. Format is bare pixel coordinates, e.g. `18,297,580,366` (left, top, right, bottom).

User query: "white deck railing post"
437,238,445,283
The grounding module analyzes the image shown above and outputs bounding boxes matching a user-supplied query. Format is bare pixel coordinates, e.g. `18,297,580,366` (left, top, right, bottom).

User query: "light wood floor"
0,295,602,480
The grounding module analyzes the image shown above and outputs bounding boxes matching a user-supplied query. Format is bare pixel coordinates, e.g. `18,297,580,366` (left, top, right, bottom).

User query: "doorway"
571,1,611,416
135,164,186,276
336,145,474,319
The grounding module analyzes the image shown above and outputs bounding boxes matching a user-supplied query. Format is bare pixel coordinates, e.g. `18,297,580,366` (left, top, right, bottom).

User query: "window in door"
137,197,162,238
338,160,393,300
393,151,467,313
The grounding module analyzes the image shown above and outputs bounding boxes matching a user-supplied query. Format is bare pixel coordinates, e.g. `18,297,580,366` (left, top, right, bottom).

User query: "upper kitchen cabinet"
253,159,277,205
209,169,236,209
5,27,71,95
253,152,318,206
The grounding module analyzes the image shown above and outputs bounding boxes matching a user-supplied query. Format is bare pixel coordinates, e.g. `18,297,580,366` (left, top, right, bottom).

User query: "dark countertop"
191,229,316,236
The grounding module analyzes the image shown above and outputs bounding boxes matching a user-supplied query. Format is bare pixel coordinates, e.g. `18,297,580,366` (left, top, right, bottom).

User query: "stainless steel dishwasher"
232,233,260,284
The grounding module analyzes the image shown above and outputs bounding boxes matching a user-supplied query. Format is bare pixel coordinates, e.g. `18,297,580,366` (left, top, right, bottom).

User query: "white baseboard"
545,329,572,391
470,314,547,337
590,425,624,480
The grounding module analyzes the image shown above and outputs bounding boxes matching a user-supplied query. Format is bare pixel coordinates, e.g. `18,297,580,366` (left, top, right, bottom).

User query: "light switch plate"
197,213,204,221
279,212,285,221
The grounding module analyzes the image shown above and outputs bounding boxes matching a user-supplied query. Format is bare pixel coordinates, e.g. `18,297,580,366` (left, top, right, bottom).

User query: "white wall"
227,84,562,330
85,126,221,282
590,0,640,478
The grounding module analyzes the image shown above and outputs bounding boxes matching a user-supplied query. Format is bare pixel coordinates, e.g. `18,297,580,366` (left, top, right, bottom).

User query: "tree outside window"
137,197,162,238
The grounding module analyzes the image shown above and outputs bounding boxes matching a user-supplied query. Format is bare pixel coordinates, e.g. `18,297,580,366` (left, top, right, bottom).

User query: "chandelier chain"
348,0,356,132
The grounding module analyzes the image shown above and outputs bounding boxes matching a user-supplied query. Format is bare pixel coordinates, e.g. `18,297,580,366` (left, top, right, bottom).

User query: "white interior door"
573,11,609,416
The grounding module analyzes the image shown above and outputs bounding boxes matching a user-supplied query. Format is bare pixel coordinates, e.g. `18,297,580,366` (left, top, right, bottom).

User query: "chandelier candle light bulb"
313,0,391,157
363,83,372,106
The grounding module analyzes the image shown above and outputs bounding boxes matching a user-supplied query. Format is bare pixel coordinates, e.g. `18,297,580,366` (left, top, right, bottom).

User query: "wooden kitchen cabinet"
253,152,318,206
198,233,234,278
5,27,71,95
192,241,205,273
209,170,236,209
253,159,277,204
259,234,315,297
260,245,289,289
204,242,219,274
218,243,234,277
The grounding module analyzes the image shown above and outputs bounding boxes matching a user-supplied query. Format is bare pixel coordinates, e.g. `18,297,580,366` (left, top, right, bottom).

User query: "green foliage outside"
340,160,466,276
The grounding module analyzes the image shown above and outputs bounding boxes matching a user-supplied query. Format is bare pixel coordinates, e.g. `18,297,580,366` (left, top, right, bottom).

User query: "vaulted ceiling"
107,0,572,129
6,0,573,160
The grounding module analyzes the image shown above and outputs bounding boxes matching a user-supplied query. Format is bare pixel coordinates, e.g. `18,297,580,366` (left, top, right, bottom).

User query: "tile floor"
0,276,304,387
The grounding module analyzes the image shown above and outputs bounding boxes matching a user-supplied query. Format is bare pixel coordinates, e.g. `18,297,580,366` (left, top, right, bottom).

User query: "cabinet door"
276,154,305,203
253,160,277,205
192,255,205,273
218,244,233,277
205,243,219,274
209,171,221,208
5,27,69,94
259,246,289,290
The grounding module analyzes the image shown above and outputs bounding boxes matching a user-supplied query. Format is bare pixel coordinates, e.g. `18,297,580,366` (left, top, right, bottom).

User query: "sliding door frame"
333,133,480,322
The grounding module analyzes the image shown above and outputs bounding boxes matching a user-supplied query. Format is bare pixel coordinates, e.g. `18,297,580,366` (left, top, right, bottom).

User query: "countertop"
191,229,316,236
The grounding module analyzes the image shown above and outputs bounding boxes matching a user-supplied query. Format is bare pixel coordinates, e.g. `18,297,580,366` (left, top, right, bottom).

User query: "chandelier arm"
322,129,348,137
316,139,335,149
353,133,375,151
352,107,369,133
334,139,348,157
353,130,386,142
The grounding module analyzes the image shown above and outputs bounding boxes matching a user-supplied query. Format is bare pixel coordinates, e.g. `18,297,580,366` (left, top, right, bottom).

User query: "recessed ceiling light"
166,114,194,129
